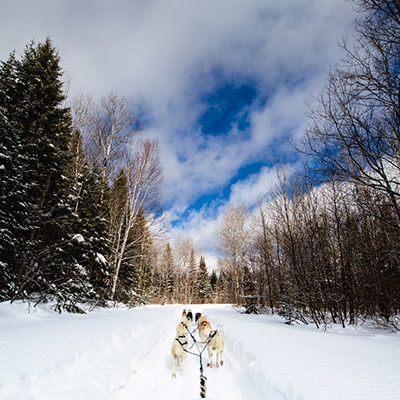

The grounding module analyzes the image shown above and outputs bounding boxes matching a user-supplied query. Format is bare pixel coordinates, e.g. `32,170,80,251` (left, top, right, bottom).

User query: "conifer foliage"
0,39,94,310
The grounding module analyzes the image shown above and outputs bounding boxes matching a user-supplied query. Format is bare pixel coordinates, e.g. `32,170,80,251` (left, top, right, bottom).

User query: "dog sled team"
171,308,225,378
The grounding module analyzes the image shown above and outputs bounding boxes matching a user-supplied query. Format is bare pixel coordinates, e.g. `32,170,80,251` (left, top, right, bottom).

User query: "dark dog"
186,309,193,323
195,312,202,324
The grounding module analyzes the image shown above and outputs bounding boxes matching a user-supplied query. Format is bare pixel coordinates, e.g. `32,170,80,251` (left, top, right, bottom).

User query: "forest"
1,0,399,328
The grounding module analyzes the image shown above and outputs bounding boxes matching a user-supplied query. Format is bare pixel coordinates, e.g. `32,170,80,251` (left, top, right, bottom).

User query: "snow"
0,302,399,400
71,234,85,243
95,253,107,265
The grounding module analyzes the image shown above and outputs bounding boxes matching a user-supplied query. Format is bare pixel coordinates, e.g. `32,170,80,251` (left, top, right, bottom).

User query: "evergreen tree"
115,210,153,305
131,212,154,304
196,256,212,303
159,243,175,303
0,38,91,310
0,51,37,300
69,133,112,302
209,270,218,301
108,169,130,301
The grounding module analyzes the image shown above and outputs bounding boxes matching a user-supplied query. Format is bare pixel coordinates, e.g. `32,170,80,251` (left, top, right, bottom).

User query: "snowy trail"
1,302,400,400
110,305,273,400
0,304,273,400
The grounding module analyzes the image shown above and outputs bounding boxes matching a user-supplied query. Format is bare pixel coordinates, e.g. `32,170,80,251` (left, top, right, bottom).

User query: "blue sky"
0,0,356,268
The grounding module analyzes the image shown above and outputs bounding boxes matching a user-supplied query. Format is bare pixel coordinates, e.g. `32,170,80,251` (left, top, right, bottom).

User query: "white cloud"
167,205,225,271
229,167,279,207
165,163,297,270
0,0,357,267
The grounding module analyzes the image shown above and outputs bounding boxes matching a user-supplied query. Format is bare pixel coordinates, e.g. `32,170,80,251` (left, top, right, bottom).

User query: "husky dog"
171,321,188,378
195,312,202,324
185,309,193,330
197,315,224,368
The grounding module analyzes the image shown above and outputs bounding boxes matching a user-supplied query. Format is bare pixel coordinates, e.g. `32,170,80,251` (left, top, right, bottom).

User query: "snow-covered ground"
0,302,399,400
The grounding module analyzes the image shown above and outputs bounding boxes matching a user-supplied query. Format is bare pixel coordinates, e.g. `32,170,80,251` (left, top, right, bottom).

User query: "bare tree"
250,199,278,311
217,204,249,304
173,237,197,303
109,139,162,301
304,0,400,225
71,92,141,181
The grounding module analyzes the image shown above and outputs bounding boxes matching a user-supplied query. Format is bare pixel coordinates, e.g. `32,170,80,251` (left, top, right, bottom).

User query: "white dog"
197,315,224,368
171,321,188,378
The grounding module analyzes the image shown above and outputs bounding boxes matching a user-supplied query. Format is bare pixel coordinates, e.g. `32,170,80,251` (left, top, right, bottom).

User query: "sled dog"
185,309,193,330
171,321,188,378
197,315,224,368
195,312,202,324
181,308,193,331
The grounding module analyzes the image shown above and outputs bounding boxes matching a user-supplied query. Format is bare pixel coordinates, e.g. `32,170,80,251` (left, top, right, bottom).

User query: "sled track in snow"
212,313,294,400
109,306,292,400
0,304,298,400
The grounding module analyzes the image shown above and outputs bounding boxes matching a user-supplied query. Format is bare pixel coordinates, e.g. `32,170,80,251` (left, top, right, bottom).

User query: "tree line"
216,0,400,328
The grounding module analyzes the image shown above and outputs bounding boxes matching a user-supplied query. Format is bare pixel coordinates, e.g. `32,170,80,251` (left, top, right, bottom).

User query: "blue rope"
180,323,216,398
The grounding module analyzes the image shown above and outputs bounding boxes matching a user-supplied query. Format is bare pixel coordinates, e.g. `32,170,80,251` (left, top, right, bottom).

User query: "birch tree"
173,237,197,303
109,139,162,301
217,204,249,304
72,92,140,182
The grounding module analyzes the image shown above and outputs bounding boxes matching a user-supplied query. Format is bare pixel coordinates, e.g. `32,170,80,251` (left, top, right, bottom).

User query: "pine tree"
209,270,218,301
159,243,175,304
0,52,31,300
108,169,130,301
69,132,112,302
115,210,153,305
196,256,212,303
0,38,92,310
130,212,154,304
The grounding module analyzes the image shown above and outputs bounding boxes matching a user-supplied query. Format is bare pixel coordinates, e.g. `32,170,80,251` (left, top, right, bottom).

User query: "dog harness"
175,324,219,398
175,334,188,347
